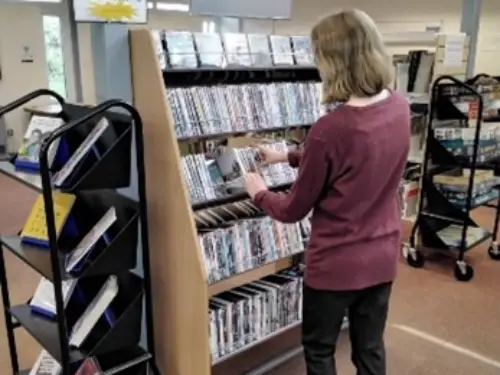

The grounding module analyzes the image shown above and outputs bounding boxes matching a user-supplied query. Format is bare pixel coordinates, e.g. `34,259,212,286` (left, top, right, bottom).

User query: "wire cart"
404,75,500,282
0,90,159,374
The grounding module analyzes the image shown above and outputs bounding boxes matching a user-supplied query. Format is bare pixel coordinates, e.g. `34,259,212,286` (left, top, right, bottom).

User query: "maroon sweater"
254,92,410,291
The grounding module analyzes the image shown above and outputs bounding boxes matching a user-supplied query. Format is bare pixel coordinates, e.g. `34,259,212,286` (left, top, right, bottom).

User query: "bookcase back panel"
130,29,211,375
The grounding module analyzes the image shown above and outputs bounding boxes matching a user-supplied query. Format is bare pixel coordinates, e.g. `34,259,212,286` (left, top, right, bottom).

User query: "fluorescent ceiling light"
156,2,189,12
148,1,154,8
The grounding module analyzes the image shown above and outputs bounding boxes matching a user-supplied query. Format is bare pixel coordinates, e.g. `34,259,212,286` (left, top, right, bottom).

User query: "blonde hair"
311,9,392,103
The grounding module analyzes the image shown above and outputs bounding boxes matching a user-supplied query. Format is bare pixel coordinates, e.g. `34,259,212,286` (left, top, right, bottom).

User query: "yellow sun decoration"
88,0,137,21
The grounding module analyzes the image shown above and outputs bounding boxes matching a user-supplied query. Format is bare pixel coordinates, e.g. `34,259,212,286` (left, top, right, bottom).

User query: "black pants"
302,282,392,375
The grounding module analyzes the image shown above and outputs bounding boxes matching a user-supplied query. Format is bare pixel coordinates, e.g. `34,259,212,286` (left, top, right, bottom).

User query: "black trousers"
302,282,392,375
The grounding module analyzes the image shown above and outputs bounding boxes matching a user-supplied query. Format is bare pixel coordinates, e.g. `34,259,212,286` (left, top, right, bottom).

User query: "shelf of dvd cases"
129,28,322,375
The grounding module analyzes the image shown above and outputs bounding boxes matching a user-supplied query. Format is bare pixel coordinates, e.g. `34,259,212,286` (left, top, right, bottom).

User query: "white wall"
0,4,50,151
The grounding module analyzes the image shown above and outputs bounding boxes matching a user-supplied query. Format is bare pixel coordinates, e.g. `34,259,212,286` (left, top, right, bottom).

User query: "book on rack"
442,80,500,121
223,33,252,67
193,32,226,68
291,36,314,66
436,225,489,248
247,34,273,67
30,277,78,318
15,115,64,172
20,192,76,247
199,215,309,283
29,349,61,375
433,123,500,162
433,169,500,208
75,357,102,375
433,169,496,187
163,30,198,69
269,35,294,66
52,116,110,187
167,82,322,139
209,268,303,362
69,275,119,348
65,206,116,274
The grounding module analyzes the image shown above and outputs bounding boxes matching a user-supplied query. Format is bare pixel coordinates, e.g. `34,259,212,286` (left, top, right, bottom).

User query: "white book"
65,207,117,273
69,275,119,348
30,277,78,317
52,117,110,187
29,349,61,375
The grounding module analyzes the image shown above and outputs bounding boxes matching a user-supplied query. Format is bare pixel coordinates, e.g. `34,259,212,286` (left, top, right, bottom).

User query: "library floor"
1,174,500,375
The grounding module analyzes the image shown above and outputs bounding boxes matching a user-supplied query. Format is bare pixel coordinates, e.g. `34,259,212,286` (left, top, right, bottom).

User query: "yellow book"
21,192,76,247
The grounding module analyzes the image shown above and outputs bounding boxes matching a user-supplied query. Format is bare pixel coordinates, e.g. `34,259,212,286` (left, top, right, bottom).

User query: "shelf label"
73,0,147,23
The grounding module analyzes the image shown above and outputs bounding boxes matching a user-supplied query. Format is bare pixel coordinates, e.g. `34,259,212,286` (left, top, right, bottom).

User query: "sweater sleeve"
254,137,330,223
287,149,304,168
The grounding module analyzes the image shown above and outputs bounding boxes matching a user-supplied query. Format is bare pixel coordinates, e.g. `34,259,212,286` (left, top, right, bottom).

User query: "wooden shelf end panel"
129,29,210,375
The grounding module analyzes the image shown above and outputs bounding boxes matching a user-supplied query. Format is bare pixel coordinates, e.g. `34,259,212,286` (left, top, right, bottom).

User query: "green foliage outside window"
43,15,67,99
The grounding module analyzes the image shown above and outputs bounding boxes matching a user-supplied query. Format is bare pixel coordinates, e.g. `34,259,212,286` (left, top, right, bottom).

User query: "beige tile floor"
1,173,500,374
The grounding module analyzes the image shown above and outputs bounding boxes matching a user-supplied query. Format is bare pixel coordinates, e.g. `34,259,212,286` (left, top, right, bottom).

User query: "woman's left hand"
243,173,267,199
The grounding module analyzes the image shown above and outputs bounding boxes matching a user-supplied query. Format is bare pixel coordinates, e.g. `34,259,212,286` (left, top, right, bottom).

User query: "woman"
243,9,410,375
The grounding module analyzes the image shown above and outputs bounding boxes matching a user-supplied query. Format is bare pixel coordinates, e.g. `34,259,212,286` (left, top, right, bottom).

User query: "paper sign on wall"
443,33,465,67
73,0,147,23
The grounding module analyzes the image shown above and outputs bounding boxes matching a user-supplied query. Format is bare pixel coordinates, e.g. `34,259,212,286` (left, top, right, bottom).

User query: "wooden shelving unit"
128,29,317,375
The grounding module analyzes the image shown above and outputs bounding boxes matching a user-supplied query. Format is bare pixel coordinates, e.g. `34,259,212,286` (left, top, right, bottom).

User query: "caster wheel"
488,244,500,260
403,245,425,268
454,263,474,282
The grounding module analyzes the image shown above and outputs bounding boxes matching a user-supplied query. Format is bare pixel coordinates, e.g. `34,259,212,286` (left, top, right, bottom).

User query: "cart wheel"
488,244,500,260
454,262,474,282
403,245,425,268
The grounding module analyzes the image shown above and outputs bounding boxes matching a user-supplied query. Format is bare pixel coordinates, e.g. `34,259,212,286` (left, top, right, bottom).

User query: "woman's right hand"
255,144,288,165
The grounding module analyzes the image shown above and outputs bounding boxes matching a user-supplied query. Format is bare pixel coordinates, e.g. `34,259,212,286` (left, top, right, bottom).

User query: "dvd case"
164,30,198,69
269,35,294,65
193,32,226,68
223,33,252,67
247,34,273,67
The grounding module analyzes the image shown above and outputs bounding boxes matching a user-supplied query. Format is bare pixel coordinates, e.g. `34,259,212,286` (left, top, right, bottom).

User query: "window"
202,20,216,33
42,15,67,99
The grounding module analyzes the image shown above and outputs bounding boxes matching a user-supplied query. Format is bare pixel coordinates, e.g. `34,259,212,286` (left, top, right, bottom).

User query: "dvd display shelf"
404,74,500,281
0,90,158,374
129,29,328,375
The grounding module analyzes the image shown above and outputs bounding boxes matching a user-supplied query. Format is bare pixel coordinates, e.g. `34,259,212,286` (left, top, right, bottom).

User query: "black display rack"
0,89,158,374
405,75,500,282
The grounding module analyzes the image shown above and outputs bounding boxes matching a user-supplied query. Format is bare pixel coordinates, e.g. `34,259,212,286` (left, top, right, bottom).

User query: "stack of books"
436,225,489,248
433,169,500,208
434,123,500,163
